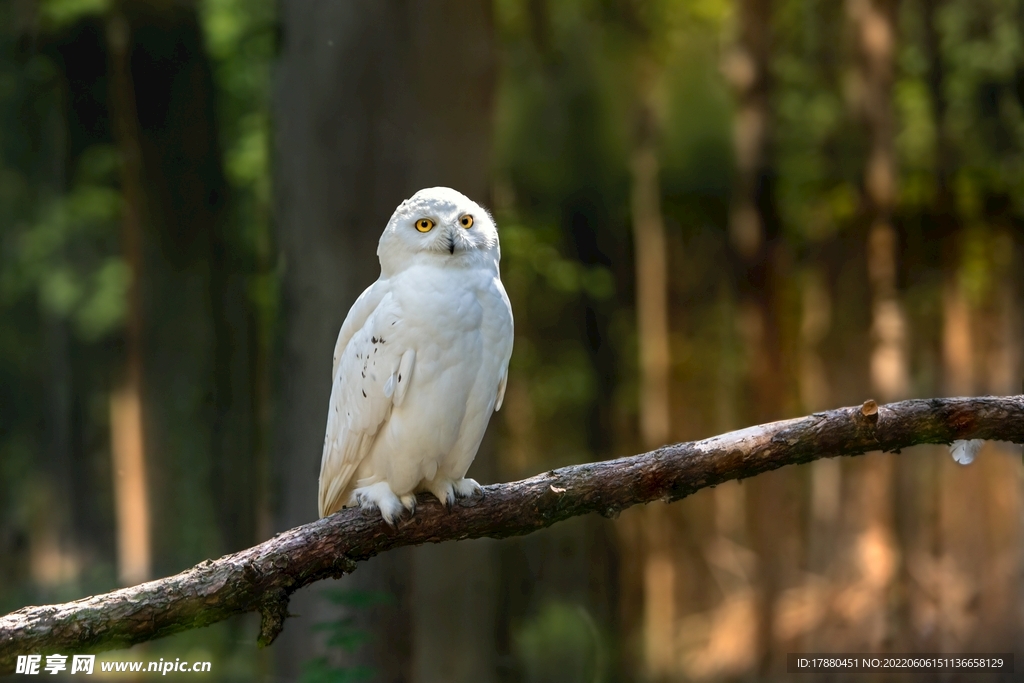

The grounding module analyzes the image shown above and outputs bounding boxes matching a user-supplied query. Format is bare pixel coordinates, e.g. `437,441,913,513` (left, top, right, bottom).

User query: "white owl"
318,187,514,524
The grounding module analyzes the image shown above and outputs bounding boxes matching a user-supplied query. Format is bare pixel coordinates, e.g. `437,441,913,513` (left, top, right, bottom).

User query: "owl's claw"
352,482,405,525
427,481,456,510
452,477,482,499
427,477,482,510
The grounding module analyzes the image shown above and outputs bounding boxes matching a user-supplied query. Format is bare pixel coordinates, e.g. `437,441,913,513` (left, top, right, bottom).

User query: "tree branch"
3,396,1023,672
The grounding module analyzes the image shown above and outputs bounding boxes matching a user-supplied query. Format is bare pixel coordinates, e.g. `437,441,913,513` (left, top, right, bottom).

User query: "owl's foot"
352,482,412,526
427,481,456,510
453,477,482,498
427,477,482,510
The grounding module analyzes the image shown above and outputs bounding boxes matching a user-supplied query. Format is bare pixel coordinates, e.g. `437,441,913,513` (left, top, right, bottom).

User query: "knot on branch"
257,588,291,648
330,554,357,579
859,399,879,423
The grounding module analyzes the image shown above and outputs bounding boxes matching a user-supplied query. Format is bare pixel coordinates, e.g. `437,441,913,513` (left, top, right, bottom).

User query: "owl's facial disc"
378,188,500,275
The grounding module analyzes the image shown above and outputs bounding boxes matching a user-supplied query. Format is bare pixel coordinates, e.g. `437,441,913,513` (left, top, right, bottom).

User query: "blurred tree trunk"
272,2,497,681
925,0,970,404
106,7,151,587
32,316,78,587
105,0,250,582
725,0,791,423
631,79,671,454
724,0,797,673
893,0,945,654
1,0,242,595
922,0,951,230
500,6,627,680
849,0,906,401
847,0,902,653
33,15,80,588
626,43,681,681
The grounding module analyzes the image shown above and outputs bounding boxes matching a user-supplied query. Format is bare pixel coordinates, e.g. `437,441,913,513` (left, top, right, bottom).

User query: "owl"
318,187,514,524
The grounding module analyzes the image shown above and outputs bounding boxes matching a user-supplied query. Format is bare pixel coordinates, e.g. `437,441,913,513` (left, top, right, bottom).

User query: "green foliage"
493,0,737,464
300,661,376,683
300,589,394,683
503,223,615,300
199,0,275,252
38,0,110,29
515,601,607,683
1,146,127,340
199,0,279,380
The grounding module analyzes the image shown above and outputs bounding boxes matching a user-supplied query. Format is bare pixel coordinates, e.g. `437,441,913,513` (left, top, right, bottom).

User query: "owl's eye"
459,214,474,229
415,218,435,233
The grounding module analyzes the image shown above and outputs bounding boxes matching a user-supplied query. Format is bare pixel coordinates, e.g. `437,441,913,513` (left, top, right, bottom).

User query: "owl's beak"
447,236,455,255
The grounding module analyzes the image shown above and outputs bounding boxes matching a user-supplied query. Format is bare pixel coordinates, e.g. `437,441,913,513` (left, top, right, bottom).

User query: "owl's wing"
495,366,509,411
332,280,388,378
493,282,514,412
318,286,416,518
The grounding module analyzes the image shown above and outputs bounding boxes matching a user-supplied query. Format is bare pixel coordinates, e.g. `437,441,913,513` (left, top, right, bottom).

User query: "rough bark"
1,395,1022,674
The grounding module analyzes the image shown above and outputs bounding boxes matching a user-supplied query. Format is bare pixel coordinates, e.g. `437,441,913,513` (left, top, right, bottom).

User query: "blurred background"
1,0,1022,680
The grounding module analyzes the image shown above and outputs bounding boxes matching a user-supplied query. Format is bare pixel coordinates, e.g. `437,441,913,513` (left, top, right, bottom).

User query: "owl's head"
377,187,500,276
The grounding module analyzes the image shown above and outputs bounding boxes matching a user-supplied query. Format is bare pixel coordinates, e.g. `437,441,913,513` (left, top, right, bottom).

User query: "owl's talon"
352,482,404,525
427,481,456,510
453,477,482,499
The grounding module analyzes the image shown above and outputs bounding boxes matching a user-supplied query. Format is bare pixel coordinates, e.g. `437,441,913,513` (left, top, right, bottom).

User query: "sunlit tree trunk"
106,8,150,588
631,92,671,452
896,0,947,653
273,2,497,681
626,50,679,678
105,0,241,586
802,267,839,598
942,280,974,396
847,0,902,652
849,0,907,401
120,1,250,580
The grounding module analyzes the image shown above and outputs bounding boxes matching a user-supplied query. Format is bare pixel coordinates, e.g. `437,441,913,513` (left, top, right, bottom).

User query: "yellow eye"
459,214,474,229
415,218,435,233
